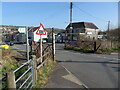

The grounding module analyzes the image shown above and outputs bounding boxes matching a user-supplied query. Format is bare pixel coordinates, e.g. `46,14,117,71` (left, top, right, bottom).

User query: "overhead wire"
73,4,108,23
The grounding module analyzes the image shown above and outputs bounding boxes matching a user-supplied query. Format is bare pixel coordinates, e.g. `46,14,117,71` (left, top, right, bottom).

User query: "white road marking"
62,74,82,86
62,65,89,89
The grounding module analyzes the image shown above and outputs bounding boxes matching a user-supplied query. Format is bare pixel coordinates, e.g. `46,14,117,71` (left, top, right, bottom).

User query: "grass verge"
64,46,118,54
64,47,94,53
32,59,56,88
96,47,118,54
10,48,21,51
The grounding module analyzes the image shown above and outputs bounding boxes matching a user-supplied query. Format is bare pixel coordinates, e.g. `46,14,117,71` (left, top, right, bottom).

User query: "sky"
2,2,118,31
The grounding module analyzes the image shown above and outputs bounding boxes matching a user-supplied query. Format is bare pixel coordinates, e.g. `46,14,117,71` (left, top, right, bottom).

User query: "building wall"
33,30,48,42
66,27,98,40
73,28,85,33
85,28,98,40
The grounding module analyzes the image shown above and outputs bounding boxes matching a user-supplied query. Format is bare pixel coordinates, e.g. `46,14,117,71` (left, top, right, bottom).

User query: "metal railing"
14,59,34,90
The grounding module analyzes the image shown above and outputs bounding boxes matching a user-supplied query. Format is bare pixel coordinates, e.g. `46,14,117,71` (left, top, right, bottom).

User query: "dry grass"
2,49,22,74
1,49,23,89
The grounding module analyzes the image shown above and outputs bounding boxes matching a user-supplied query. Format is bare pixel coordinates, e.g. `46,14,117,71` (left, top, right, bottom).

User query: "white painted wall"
33,29,47,42
85,28,98,39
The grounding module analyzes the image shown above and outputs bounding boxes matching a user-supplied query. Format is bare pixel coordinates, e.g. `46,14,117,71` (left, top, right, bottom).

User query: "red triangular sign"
36,23,46,35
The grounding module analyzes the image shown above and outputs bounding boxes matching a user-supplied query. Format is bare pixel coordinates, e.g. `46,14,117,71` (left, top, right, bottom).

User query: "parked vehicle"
6,41,14,46
10,41,14,46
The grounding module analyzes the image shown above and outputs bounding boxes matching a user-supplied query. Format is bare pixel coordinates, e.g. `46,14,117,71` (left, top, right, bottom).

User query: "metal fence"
0,59,35,90
6,59,35,89
14,59,34,89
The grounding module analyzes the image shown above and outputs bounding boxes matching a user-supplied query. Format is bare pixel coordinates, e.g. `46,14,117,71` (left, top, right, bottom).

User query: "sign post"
36,23,46,63
40,35,42,63
26,27,29,61
18,27,29,62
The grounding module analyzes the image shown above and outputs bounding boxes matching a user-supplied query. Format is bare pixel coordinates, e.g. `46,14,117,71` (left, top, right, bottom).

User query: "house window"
87,32,92,35
95,29,96,34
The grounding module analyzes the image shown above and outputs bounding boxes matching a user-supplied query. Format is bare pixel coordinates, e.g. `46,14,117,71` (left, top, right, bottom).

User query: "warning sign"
36,23,46,35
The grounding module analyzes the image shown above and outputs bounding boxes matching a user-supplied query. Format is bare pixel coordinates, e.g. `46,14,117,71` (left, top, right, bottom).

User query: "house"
14,33,26,43
28,27,48,42
66,22,99,40
2,26,19,34
48,33,58,43
48,31,66,43
97,31,107,40
97,35,103,40
57,31,65,43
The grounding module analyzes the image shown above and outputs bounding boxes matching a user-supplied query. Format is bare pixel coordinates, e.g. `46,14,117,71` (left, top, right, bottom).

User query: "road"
12,43,119,88
10,44,29,60
55,44,119,88
11,44,27,50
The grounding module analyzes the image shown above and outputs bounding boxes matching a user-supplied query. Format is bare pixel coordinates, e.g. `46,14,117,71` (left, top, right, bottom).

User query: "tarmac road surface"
53,43,119,88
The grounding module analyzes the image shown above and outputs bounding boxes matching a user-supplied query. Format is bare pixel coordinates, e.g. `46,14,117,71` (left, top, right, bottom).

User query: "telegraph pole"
107,21,110,40
70,2,73,41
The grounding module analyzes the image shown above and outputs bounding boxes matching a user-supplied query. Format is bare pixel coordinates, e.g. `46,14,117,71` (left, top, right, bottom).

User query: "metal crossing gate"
14,59,34,89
